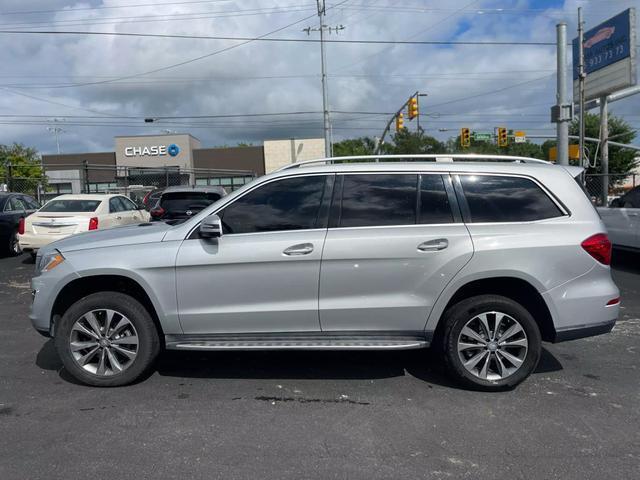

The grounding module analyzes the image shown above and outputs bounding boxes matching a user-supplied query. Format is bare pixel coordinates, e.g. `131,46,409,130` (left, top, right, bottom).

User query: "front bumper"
29,259,80,336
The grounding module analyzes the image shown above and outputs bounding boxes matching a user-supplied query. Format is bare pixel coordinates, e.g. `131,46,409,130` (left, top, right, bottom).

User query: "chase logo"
168,144,180,157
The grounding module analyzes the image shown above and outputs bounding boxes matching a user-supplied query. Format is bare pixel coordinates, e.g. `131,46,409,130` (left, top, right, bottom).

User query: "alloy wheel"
457,311,528,381
69,309,139,377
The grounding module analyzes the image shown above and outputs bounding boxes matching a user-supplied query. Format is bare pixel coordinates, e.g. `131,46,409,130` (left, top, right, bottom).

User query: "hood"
42,222,173,255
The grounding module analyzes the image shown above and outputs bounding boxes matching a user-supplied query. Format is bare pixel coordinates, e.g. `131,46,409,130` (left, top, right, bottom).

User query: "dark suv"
150,186,226,222
0,192,38,256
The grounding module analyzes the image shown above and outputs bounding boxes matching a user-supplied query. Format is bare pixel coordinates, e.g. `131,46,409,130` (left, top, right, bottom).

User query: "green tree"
332,137,377,157
569,112,637,176
382,128,446,154
0,143,43,193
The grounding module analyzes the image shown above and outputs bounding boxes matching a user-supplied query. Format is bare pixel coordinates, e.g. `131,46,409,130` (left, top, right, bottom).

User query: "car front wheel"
55,292,160,387
441,294,541,391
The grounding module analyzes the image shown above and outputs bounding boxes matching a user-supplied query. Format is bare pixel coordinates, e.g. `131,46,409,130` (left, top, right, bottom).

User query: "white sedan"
18,194,150,257
598,185,640,251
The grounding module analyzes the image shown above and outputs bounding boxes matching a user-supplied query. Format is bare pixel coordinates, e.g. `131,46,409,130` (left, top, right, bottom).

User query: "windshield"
159,192,221,212
40,199,102,213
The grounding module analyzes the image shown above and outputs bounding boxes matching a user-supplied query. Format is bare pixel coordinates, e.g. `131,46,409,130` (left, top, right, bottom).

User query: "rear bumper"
542,263,620,343
553,318,616,343
18,232,69,251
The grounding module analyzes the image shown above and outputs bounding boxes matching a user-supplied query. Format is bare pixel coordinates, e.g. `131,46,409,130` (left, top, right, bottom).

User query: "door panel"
176,230,326,334
319,225,473,332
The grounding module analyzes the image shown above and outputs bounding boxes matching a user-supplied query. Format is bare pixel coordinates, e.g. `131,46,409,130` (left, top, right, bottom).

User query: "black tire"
7,229,21,256
55,292,160,387
441,294,541,391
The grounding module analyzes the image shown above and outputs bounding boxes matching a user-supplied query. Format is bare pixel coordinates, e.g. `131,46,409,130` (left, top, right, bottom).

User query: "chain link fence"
584,173,637,206
1,163,257,205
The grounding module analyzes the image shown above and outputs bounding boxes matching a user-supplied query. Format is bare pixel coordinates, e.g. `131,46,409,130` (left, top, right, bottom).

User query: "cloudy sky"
0,0,638,155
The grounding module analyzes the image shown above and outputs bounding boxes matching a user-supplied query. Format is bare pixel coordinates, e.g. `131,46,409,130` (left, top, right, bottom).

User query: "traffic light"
497,127,508,147
395,113,404,132
408,96,419,120
460,127,470,148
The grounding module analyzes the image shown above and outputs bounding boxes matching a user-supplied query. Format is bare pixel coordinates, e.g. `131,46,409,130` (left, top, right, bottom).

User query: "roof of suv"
270,156,583,179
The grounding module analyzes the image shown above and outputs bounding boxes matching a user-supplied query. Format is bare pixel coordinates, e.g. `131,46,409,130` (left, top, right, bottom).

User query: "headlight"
36,251,65,274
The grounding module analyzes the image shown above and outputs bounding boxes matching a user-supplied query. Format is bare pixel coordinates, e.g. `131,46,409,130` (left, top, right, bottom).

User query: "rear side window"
40,199,101,213
459,175,562,223
220,175,327,234
419,175,454,224
339,174,417,227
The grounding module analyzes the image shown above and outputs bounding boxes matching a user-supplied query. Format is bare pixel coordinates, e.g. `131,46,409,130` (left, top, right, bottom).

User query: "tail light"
581,233,612,265
150,207,165,218
88,217,99,230
18,217,25,235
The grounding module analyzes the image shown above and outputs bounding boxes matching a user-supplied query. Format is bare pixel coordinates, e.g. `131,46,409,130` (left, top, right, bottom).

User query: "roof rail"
275,154,551,172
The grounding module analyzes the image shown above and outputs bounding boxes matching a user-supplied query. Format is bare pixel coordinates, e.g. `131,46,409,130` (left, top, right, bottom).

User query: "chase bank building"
42,134,325,195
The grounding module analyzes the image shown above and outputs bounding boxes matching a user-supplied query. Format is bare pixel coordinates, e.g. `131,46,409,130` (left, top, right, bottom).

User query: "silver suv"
29,155,620,390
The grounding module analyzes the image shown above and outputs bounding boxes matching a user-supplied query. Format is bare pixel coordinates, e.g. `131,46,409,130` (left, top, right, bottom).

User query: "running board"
165,332,430,351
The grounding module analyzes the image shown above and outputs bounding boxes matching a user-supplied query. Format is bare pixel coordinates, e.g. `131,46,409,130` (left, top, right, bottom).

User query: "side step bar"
165,332,431,351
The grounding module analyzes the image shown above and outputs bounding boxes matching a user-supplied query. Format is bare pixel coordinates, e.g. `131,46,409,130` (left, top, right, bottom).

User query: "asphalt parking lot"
0,251,639,479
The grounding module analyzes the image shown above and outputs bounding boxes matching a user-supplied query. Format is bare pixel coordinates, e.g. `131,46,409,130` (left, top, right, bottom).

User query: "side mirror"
199,214,222,239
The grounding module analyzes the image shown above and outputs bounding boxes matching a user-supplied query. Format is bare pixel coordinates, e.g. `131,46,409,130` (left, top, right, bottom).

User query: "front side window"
120,197,138,211
220,175,328,234
459,175,563,223
339,174,417,227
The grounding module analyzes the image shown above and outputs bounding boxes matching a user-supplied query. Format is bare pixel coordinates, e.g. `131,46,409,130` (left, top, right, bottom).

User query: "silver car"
29,155,620,390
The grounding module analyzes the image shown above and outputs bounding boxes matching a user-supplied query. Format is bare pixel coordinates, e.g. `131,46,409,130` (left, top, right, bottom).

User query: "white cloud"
0,0,637,154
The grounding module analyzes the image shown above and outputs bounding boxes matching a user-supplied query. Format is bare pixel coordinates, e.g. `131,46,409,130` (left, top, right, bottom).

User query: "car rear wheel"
7,229,21,256
441,294,541,391
55,292,160,387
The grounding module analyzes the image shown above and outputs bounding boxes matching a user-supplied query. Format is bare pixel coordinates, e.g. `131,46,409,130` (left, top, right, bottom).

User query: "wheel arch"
51,274,165,341
428,276,556,343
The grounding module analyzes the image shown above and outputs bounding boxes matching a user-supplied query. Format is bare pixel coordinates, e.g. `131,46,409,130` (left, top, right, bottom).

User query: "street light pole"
578,7,586,167
556,22,569,165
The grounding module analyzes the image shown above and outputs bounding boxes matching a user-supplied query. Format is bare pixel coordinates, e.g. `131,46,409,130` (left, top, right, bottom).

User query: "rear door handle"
418,238,449,252
283,243,314,256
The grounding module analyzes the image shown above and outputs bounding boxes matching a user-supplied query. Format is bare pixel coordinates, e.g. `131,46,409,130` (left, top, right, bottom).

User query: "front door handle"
418,238,449,252
283,243,314,256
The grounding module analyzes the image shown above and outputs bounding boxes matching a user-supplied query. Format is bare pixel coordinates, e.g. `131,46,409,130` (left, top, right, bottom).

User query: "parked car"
29,155,619,390
598,185,639,251
150,186,226,222
0,192,39,256
19,194,150,258
141,187,164,211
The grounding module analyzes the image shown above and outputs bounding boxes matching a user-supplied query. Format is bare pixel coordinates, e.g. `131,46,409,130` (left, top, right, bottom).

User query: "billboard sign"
572,8,637,101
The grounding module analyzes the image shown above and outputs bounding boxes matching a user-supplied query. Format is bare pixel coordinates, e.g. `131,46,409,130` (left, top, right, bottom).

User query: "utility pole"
578,7,586,167
600,96,609,206
304,1,344,158
47,119,65,154
556,22,569,165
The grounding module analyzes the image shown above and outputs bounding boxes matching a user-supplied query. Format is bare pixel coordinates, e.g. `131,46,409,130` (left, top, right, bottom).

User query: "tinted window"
160,192,221,212
40,199,101,213
220,175,327,234
339,174,417,227
419,175,454,224
460,175,562,223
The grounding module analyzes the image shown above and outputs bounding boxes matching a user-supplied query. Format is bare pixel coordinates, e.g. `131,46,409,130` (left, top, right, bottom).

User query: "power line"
1,0,235,16
0,29,557,45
